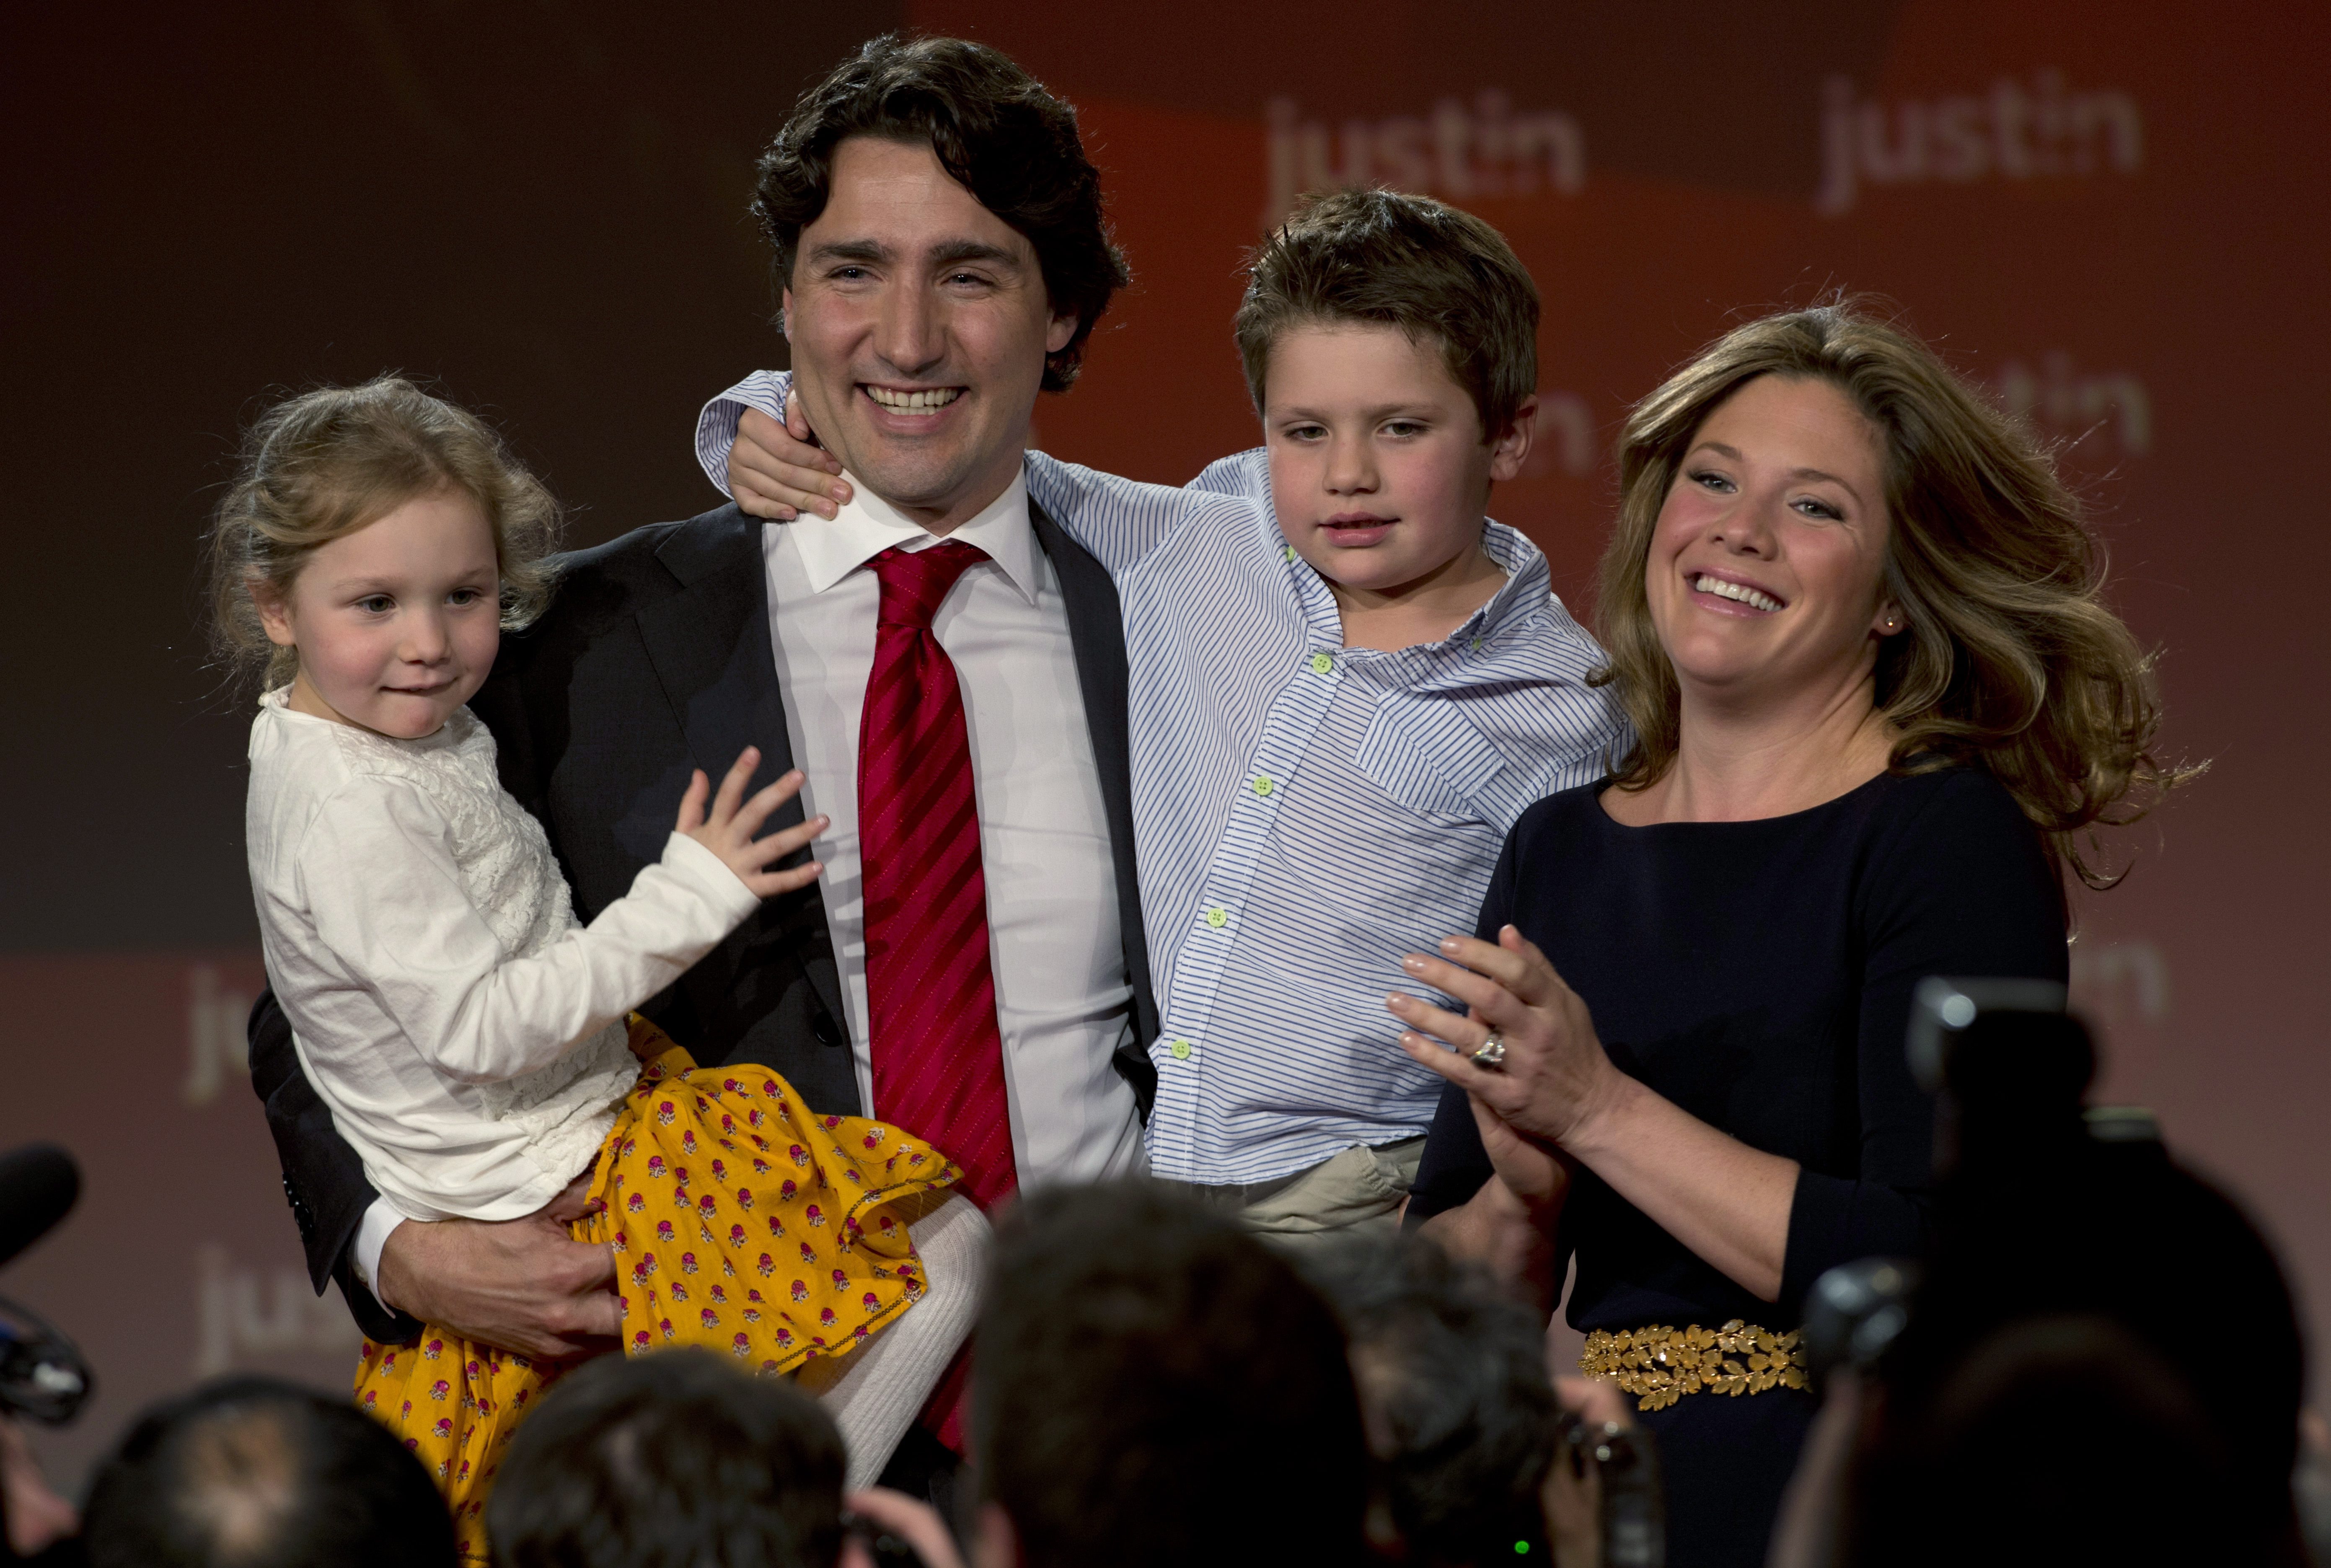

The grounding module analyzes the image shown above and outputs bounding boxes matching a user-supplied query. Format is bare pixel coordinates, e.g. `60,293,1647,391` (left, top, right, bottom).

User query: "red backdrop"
5,0,2325,1493
934,0,2331,1390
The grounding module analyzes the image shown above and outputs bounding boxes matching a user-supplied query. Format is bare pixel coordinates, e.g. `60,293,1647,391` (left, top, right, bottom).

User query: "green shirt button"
1252,775,1275,798
1170,1039,1193,1061
1309,652,1333,675
1282,544,1296,562
1204,907,1229,929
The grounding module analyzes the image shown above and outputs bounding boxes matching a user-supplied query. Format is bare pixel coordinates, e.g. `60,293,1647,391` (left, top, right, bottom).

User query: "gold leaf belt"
1580,1319,1809,1411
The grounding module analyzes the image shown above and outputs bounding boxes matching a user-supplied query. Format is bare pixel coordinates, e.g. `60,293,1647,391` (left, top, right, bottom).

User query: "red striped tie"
858,541,1018,1211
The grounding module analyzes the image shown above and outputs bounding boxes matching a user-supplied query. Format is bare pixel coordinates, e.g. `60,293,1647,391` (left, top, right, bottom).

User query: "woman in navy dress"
1393,303,2186,1568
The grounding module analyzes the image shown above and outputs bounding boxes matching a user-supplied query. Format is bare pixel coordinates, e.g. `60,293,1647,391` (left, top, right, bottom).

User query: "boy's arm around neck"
691,369,1252,577
694,370,785,502
1186,446,1273,505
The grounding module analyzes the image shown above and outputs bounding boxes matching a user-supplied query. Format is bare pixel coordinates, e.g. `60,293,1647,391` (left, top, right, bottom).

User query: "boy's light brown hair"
1233,188,1539,439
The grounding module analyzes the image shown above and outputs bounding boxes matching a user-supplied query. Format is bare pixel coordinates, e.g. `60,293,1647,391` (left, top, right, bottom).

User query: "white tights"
794,1192,990,1489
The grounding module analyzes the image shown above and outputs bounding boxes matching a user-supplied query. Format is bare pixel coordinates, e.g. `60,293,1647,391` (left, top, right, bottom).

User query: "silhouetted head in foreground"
487,1348,847,1568
1303,1233,1558,1565
82,1375,455,1568
973,1181,1370,1568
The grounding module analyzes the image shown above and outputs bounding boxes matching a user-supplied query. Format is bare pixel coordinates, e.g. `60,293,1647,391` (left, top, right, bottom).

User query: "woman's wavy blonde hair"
1594,302,2191,888
207,375,563,691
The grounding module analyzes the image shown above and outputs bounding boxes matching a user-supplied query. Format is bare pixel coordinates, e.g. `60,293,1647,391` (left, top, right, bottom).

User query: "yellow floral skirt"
354,1022,961,1561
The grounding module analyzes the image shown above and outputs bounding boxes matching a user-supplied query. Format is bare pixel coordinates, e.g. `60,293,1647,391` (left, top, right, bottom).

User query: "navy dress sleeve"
1775,769,2066,1311
1404,768,2068,1330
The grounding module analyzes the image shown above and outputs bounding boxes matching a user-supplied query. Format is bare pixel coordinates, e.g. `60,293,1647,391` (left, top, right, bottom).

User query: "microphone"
0,1147,93,1425
0,1145,79,1272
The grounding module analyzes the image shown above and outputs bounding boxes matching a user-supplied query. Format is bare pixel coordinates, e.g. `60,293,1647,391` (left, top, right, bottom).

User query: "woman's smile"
1686,570,1787,615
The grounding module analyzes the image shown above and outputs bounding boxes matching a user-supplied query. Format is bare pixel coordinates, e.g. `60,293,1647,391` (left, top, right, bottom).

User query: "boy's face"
1262,323,1534,598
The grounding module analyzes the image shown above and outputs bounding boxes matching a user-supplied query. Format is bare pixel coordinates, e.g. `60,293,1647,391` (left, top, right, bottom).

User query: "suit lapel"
634,509,800,810
634,502,1152,1103
632,510,846,1034
1032,502,1161,1059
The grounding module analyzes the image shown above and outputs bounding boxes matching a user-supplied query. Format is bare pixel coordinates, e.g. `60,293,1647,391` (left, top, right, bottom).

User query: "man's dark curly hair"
751,35,1130,393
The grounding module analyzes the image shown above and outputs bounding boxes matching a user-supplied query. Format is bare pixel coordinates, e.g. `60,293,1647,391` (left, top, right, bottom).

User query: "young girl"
210,377,983,1558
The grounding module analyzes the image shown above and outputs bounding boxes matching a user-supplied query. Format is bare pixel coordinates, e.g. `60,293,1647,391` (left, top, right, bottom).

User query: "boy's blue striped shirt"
699,374,1629,1184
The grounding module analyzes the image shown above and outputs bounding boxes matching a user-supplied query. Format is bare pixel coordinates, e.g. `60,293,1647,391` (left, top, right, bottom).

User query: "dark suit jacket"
249,500,1158,1343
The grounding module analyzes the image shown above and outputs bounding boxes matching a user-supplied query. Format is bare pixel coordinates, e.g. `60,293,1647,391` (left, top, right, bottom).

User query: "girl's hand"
675,747,827,898
731,395,851,521
1387,925,1625,1149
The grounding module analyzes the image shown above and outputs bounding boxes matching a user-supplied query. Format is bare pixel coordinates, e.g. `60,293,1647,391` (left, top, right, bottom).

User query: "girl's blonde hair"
208,376,563,690
1593,302,2191,888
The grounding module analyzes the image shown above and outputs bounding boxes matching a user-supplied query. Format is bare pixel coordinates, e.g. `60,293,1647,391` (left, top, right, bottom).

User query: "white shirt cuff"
353,1198,406,1312
694,370,789,500
660,830,766,924
695,396,743,498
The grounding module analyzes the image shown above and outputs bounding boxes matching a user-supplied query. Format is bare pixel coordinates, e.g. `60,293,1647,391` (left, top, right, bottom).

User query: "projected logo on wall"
1264,93,1586,228
181,963,253,1107
1992,352,2152,458
194,1243,362,1378
1817,70,2144,215
1521,393,1596,481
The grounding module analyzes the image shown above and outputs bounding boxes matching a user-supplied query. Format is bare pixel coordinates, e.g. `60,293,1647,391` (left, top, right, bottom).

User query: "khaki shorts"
1162,1137,1425,1257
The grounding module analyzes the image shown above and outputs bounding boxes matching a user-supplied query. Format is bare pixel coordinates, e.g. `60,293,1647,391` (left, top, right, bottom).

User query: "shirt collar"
1278,516,1555,648
1276,516,1567,692
1467,521,1555,641
780,465,1039,602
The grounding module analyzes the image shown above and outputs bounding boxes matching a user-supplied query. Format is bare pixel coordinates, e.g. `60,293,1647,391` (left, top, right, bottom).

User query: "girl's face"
1646,374,1901,710
258,489,501,739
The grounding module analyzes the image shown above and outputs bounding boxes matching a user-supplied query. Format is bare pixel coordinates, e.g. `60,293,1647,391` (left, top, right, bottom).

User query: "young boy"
699,190,1626,1245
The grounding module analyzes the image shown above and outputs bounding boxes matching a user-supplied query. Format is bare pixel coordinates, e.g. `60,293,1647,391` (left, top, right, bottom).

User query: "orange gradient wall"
3,0,2324,1493
917,0,2331,1402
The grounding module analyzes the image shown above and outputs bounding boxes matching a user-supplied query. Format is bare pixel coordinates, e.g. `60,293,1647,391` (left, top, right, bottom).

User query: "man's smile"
862,383,965,414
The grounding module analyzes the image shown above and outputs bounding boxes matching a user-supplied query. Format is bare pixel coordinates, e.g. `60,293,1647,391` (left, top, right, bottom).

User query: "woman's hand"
1388,925,1626,1149
1417,1170,1566,1313
731,397,852,520
1469,1091,1571,1210
676,746,827,899
1397,926,1800,1304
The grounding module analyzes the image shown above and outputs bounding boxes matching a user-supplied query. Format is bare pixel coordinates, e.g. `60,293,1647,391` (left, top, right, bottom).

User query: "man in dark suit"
248,36,1156,1370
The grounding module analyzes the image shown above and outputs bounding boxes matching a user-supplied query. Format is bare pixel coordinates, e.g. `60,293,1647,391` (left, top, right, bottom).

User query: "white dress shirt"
761,468,1144,1190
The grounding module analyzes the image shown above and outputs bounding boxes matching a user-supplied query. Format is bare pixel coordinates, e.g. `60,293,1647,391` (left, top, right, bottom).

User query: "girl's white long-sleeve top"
245,688,761,1223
